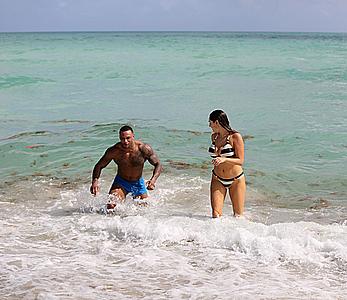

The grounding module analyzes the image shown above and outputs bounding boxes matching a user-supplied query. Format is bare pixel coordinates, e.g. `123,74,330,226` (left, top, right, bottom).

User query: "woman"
208,109,246,217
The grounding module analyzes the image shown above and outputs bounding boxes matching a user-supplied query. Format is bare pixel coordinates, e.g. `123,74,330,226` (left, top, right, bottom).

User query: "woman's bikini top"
208,135,235,158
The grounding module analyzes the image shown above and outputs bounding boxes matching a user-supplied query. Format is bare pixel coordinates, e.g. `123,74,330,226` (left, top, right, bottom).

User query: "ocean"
0,31,346,299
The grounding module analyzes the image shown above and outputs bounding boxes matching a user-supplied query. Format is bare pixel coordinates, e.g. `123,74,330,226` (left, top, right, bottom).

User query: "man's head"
119,125,135,148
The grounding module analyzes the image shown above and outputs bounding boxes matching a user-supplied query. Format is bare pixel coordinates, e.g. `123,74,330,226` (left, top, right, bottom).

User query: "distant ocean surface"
0,32,346,299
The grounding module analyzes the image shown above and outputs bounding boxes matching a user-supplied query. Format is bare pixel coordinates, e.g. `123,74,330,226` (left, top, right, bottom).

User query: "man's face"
119,130,134,148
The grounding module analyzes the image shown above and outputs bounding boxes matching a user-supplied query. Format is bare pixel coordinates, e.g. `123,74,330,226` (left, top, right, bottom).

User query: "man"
90,125,162,208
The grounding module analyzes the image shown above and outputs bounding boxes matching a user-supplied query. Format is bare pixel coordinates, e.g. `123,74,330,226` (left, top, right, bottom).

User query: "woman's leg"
229,176,246,216
210,176,227,218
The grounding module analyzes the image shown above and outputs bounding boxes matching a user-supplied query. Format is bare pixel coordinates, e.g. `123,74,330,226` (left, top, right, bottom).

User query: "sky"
0,0,347,33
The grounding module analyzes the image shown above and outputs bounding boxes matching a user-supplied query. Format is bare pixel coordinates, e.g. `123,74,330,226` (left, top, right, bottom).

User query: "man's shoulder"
106,143,122,153
136,141,153,155
137,140,152,147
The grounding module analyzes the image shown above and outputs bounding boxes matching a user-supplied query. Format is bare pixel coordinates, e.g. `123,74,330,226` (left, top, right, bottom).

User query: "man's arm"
142,144,162,190
90,148,114,196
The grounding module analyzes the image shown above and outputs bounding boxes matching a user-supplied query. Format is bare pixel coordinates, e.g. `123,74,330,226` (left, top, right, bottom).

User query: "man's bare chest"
116,151,145,166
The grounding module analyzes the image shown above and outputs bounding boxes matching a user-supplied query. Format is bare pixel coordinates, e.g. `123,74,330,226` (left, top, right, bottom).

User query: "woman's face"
209,120,219,132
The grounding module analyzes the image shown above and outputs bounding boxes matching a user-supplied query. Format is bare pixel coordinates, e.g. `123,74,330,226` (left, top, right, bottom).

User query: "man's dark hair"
119,125,134,133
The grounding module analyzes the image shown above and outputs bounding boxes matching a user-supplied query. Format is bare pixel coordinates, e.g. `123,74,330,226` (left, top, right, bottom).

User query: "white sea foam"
1,176,346,299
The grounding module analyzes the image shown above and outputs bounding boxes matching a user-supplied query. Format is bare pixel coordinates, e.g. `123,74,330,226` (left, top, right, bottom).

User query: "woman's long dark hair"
209,109,237,134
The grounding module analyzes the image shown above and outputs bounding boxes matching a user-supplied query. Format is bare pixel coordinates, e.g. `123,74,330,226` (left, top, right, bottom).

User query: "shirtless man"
90,125,162,208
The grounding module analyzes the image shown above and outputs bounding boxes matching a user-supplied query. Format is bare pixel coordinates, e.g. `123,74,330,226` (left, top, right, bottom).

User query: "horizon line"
1,30,346,34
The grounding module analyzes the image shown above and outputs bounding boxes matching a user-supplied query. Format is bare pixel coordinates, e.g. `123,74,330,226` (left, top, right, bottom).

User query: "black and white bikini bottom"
212,170,244,188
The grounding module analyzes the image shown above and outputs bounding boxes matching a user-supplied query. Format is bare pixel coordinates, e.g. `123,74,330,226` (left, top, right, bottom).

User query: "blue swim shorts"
112,175,147,197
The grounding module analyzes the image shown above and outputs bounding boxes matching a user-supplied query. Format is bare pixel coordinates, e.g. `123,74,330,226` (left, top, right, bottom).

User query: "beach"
0,32,346,299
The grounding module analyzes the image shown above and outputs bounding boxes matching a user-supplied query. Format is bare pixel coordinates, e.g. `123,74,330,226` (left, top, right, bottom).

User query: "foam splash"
79,212,347,271
60,176,347,273
1,170,346,299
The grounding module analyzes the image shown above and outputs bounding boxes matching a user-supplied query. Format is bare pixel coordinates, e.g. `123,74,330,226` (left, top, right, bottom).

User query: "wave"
1,130,55,141
2,174,347,276
83,212,347,271
67,176,347,270
0,75,54,89
44,119,91,124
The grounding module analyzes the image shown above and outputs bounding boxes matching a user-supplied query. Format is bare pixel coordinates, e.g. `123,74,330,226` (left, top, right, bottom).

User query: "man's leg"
107,185,127,209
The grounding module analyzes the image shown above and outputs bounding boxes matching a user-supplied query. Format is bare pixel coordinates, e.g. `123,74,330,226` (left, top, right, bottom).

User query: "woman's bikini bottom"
212,170,244,188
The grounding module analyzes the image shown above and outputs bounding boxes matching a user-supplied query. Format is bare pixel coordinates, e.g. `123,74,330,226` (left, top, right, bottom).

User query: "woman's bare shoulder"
231,132,244,144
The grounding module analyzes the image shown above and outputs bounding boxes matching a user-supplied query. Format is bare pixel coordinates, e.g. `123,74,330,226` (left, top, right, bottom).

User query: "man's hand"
146,180,155,190
90,179,100,196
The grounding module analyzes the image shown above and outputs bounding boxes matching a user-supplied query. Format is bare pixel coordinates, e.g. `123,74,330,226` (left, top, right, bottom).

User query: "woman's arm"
212,133,244,167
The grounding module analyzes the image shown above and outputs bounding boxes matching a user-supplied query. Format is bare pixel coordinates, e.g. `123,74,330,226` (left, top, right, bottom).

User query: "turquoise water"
0,32,346,299
1,32,346,204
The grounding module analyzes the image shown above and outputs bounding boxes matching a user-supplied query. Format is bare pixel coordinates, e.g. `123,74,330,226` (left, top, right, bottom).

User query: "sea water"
0,32,346,299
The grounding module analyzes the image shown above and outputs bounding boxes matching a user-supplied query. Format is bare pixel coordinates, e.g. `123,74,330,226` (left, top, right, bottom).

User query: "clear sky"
1,0,346,33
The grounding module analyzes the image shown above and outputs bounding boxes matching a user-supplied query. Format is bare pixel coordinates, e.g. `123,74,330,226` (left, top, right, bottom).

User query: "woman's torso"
208,133,243,178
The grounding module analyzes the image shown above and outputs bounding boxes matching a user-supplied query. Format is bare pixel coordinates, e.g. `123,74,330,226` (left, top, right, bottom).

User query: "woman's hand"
212,157,226,166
